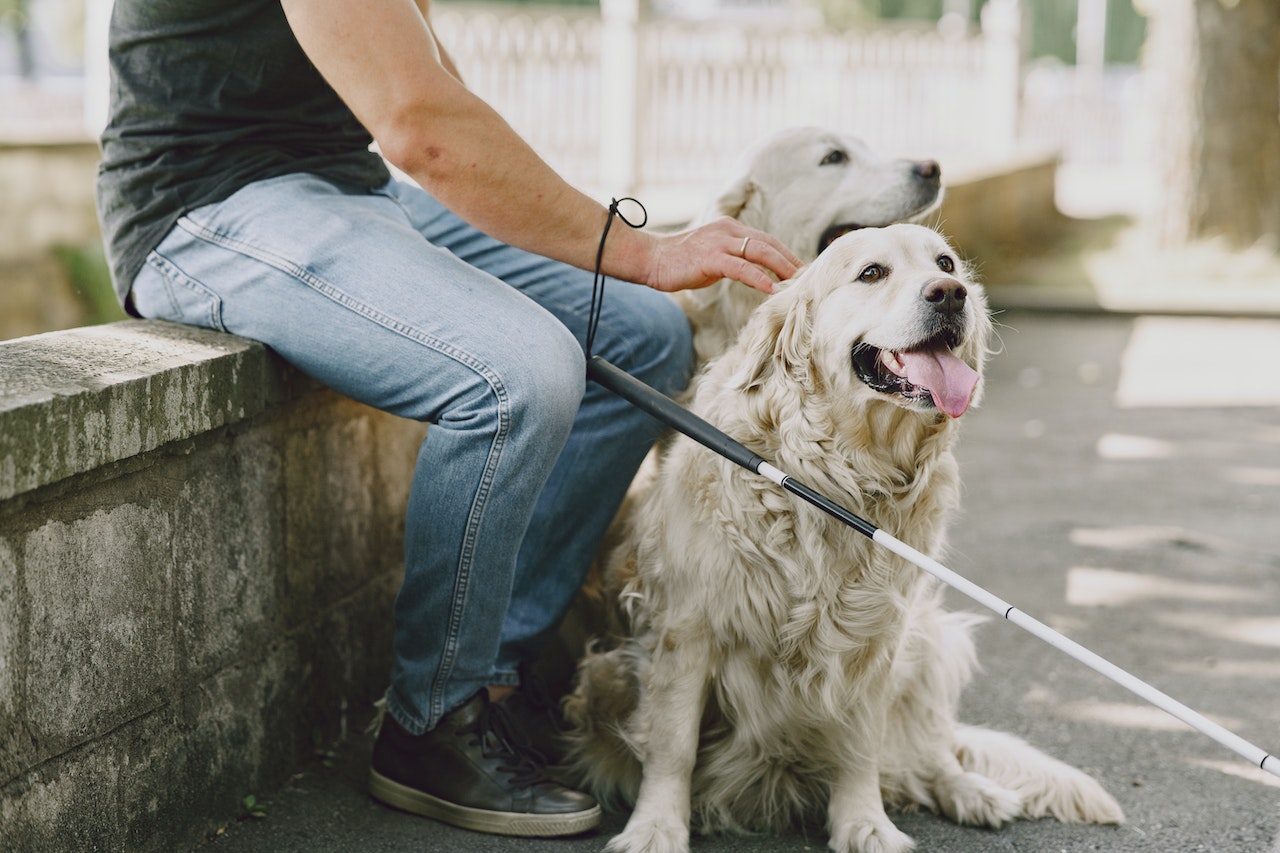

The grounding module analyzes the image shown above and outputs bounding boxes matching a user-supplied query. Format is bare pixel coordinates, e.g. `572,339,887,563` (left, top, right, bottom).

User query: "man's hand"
641,216,801,295
601,212,801,296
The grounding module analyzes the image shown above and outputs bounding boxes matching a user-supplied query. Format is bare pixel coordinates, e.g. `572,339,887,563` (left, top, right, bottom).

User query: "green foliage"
469,0,597,5
1104,0,1146,64
812,0,1147,64
311,727,337,769
242,794,268,819
51,243,126,326
461,0,1150,60
868,0,946,19
990,0,1147,65
0,0,28,25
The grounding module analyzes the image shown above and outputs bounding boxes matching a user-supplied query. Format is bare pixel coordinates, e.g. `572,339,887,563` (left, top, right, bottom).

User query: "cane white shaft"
588,357,1280,780
872,529,1280,779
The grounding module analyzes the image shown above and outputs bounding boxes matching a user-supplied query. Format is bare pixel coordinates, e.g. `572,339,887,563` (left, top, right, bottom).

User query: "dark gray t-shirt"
95,0,391,310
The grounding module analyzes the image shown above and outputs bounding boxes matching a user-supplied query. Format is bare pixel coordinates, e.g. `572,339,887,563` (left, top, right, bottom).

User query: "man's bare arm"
410,0,463,82
281,0,799,292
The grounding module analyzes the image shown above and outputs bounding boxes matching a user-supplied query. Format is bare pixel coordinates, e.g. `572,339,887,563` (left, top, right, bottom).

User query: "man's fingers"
768,236,803,271
731,226,800,281
644,218,801,294
734,234,800,294
702,224,800,296
731,258,777,295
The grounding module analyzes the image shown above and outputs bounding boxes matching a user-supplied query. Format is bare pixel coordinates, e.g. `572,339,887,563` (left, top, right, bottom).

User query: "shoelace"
470,699,549,789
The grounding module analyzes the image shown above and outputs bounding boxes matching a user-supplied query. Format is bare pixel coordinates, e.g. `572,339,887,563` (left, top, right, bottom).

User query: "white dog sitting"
565,224,1124,853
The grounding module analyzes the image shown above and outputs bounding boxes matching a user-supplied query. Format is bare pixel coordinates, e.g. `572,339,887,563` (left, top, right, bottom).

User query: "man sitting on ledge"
95,0,800,838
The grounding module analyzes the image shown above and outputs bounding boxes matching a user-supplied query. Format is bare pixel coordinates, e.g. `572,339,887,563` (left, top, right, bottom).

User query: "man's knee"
503,323,586,431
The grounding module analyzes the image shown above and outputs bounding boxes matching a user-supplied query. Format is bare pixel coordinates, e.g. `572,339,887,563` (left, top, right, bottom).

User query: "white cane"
587,354,1280,780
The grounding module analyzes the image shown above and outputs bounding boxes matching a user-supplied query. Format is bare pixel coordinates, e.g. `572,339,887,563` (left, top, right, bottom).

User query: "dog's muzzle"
851,320,977,418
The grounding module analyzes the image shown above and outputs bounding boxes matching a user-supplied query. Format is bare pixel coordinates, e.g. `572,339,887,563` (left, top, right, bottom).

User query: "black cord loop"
587,196,648,361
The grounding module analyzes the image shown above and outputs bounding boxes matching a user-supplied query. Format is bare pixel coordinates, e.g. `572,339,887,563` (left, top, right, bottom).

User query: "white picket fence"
66,0,1148,218
432,0,1149,211
434,1,1019,201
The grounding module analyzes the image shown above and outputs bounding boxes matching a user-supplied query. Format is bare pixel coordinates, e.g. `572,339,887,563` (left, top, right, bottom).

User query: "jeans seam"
144,251,226,331
175,213,511,727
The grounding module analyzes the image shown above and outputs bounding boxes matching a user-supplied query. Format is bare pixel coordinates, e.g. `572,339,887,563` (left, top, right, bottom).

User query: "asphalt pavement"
199,306,1280,853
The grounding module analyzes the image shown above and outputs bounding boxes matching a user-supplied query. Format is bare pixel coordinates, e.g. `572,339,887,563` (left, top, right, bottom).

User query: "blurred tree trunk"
1142,0,1280,249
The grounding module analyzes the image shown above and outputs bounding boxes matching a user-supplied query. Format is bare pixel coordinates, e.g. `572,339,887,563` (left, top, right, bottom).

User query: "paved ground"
199,306,1280,852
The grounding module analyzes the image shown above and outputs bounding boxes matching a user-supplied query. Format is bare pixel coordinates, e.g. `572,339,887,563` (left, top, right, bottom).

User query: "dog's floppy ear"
729,283,812,393
711,170,766,227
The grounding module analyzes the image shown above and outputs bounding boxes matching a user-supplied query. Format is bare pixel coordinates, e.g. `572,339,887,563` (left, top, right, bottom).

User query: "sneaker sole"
368,769,602,837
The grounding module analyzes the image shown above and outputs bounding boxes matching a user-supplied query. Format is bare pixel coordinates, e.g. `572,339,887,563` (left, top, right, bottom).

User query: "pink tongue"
896,349,979,418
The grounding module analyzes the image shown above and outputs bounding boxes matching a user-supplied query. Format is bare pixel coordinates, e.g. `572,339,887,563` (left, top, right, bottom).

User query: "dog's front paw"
1033,773,1126,826
829,817,915,853
605,816,691,853
934,770,1022,827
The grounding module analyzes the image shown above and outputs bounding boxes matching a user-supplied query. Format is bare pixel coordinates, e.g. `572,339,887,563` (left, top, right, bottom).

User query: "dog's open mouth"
818,223,865,254
852,333,978,418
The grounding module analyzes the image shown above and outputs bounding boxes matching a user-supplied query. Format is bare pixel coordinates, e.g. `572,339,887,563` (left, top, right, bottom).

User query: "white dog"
546,128,948,673
564,224,1124,853
676,126,945,369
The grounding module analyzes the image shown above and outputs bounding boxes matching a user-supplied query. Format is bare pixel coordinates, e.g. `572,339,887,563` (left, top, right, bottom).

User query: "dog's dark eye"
937,255,955,273
858,264,885,283
820,149,847,166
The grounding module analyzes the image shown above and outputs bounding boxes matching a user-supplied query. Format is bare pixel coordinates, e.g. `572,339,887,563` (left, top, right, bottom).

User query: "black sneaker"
368,691,600,837
499,671,572,769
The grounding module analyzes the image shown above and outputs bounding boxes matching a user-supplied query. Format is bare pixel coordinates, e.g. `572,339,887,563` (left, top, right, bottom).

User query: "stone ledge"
0,320,316,502
1,320,425,852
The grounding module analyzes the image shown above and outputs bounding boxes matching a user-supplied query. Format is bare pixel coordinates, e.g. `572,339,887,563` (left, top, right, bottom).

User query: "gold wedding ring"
740,236,751,258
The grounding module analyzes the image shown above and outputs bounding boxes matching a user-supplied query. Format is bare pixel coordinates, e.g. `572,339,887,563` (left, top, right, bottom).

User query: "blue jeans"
131,173,692,734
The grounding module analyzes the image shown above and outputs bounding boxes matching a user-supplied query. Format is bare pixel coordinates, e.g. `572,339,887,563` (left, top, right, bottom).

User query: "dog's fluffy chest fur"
630,404,960,696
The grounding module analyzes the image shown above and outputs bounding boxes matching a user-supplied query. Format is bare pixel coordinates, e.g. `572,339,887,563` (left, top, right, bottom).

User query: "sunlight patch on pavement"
1251,426,1280,443
1070,525,1204,551
1096,432,1177,460
1065,567,1254,608
1185,758,1280,790
1052,699,1242,734
1116,317,1280,408
1157,613,1280,649
1224,467,1280,486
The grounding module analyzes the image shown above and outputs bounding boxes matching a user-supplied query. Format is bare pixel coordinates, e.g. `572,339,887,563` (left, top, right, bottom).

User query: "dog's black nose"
913,160,941,183
924,277,967,315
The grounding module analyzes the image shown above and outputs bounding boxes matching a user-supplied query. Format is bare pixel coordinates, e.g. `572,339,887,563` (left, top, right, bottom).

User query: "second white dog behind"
674,125,946,369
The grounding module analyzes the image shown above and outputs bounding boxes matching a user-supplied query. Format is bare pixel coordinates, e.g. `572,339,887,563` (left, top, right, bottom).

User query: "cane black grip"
586,356,767,474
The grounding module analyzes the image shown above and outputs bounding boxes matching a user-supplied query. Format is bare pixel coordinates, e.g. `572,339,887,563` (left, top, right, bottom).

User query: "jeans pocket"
132,249,227,333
